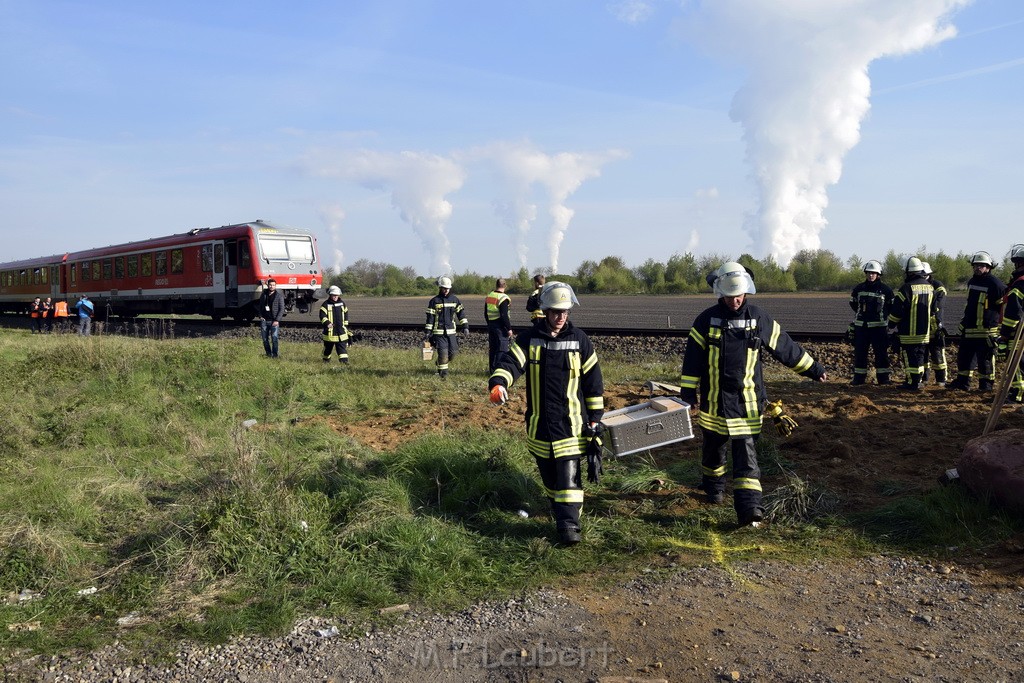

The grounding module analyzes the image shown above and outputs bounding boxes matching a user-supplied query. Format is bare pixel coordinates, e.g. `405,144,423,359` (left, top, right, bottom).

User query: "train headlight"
310,279,318,288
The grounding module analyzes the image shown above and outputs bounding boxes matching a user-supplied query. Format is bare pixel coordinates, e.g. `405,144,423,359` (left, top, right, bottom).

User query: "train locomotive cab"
249,224,322,316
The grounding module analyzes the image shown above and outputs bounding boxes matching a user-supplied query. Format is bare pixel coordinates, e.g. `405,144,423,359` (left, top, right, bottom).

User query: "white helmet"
970,251,994,267
921,262,933,276
711,262,756,298
539,281,579,310
862,260,882,275
905,256,925,274
436,276,453,289
328,285,342,296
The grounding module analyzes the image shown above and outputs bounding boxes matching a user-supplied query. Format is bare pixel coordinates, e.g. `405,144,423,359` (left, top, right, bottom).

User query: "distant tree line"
324,248,1016,297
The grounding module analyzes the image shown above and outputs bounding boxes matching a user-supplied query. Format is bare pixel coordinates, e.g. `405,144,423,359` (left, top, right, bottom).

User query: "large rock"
958,429,1024,514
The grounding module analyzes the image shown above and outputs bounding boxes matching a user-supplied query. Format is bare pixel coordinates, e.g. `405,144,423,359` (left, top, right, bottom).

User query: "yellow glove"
765,400,798,437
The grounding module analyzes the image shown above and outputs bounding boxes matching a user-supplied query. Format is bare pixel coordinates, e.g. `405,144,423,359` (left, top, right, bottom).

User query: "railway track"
0,292,969,345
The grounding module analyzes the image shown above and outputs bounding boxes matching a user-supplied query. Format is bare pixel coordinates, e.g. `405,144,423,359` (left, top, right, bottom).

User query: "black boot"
946,378,970,390
877,373,891,385
979,379,995,391
851,375,866,386
935,369,947,385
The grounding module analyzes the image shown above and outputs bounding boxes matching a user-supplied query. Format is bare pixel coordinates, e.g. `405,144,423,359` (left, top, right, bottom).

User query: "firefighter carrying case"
601,397,694,457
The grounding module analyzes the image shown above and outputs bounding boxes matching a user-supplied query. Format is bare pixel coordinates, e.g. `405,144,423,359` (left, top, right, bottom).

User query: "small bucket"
421,342,434,361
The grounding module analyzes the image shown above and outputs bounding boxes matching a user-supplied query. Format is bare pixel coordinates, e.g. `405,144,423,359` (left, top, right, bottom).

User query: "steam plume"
317,204,346,271
677,0,969,265
471,141,622,273
310,150,465,276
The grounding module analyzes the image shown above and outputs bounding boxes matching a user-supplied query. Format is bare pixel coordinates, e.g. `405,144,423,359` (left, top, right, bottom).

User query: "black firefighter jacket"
680,300,824,438
489,320,604,459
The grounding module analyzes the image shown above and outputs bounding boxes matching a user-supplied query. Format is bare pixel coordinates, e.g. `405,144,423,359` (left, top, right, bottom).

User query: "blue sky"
2,0,1022,277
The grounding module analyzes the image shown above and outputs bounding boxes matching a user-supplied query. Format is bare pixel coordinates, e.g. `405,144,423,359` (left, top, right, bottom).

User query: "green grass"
0,330,1020,659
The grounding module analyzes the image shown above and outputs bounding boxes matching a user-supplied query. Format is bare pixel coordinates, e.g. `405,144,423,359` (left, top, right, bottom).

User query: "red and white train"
0,220,323,320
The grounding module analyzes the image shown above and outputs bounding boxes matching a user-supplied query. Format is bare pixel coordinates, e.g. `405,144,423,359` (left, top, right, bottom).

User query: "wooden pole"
983,319,1024,435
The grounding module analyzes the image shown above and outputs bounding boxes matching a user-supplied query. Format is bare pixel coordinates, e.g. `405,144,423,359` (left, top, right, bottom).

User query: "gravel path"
8,555,1023,682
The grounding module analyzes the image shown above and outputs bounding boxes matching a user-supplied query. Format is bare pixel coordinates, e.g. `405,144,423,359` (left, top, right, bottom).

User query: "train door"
50,265,60,300
212,241,226,297
223,239,239,308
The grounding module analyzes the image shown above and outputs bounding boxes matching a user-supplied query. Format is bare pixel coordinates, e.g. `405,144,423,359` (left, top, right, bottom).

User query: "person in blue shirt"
75,295,94,336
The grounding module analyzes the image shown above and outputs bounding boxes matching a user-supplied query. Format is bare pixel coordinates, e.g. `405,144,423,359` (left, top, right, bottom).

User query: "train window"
33,268,41,285
103,259,112,280
239,242,251,268
114,257,124,280
92,261,101,281
141,253,153,277
127,255,138,278
171,249,184,274
200,245,213,272
81,262,90,282
41,267,48,284
257,235,315,262
155,251,167,276
214,243,224,273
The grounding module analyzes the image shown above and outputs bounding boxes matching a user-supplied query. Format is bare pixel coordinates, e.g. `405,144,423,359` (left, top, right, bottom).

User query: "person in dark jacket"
259,278,286,358
948,251,1006,391
848,260,894,385
998,245,1024,403
922,262,949,385
680,262,827,527
887,257,935,391
525,274,545,321
489,281,604,545
484,278,513,373
424,276,468,379
319,285,350,364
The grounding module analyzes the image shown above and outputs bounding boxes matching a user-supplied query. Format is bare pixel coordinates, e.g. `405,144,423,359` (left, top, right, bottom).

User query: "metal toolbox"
600,396,694,457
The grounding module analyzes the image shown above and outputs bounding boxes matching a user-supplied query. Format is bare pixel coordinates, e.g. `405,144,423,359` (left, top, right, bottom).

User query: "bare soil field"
307,361,1024,683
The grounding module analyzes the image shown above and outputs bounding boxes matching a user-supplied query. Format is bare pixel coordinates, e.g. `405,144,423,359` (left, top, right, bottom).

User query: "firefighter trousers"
534,454,583,533
852,325,891,381
700,428,762,522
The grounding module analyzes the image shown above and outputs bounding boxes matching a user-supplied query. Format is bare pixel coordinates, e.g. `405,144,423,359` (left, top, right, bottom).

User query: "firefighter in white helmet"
848,260,894,385
319,285,350,364
998,245,1024,402
424,276,469,379
680,262,827,527
948,251,1005,391
488,281,604,545
886,257,935,391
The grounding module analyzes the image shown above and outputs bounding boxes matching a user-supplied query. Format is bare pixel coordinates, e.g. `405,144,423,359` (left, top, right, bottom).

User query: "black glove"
764,400,798,437
584,423,605,484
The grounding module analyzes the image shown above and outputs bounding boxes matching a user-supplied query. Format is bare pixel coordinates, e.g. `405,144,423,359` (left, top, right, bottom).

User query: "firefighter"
319,285,350,364
29,297,42,333
680,262,827,527
948,251,1006,391
424,276,468,379
484,278,513,373
488,281,604,545
922,262,949,385
525,274,545,321
998,245,1024,403
887,257,935,391
848,260,894,385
